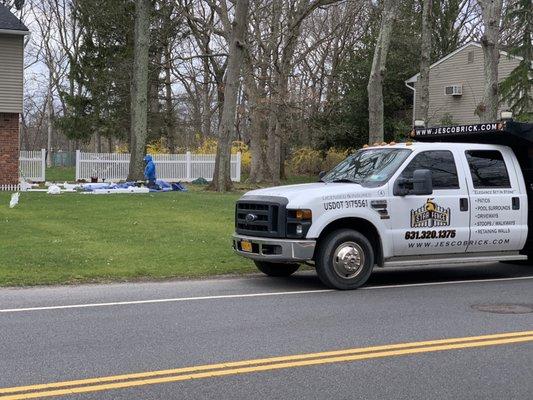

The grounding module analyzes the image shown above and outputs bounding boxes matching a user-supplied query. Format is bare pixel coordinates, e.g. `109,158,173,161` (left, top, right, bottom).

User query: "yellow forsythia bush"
146,139,170,154
115,143,129,154
194,138,251,175
195,138,218,154
287,147,350,175
322,148,350,171
287,147,323,175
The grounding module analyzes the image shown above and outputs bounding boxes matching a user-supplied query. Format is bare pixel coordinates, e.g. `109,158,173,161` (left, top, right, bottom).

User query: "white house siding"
0,34,24,114
413,43,521,126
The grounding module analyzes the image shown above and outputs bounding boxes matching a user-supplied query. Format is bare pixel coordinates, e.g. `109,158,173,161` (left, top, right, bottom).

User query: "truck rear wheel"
316,229,374,290
254,261,300,277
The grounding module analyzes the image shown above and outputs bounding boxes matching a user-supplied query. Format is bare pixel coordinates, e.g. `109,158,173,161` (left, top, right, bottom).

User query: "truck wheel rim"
332,241,365,279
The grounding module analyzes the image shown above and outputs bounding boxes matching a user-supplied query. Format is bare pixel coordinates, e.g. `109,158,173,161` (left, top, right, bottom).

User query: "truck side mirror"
394,169,433,196
412,169,433,195
318,171,326,181
394,178,410,196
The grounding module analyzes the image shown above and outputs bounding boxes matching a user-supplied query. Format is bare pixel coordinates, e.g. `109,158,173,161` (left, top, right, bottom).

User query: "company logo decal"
410,198,450,228
245,213,258,223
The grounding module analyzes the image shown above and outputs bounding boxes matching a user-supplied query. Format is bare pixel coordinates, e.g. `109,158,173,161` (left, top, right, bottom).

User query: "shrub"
194,138,251,175
115,143,129,154
287,147,351,176
195,138,218,154
146,139,170,154
323,148,350,171
287,147,324,175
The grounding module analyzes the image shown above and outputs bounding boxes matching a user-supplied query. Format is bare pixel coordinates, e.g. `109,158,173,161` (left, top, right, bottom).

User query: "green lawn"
46,167,76,182
0,190,253,286
1,174,317,286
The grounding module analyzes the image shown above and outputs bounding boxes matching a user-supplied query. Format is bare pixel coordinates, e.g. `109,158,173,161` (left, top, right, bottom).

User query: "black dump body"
412,120,533,253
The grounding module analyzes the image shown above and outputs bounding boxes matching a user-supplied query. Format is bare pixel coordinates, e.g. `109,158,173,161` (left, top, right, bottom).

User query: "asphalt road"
1,262,532,399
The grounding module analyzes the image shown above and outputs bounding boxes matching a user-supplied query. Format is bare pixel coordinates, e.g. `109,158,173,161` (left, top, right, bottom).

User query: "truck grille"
235,198,287,238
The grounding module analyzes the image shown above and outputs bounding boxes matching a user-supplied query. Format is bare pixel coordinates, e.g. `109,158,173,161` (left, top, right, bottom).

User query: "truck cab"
233,119,533,289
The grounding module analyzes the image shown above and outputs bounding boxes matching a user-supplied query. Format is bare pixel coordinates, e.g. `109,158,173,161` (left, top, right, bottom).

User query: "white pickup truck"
233,119,533,289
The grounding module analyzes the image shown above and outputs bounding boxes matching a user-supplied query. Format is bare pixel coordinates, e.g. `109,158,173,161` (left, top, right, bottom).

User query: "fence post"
75,150,81,181
186,151,191,181
41,149,46,181
236,152,242,182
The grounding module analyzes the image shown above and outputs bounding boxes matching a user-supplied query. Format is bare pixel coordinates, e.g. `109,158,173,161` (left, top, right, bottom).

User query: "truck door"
389,150,471,256
462,148,527,252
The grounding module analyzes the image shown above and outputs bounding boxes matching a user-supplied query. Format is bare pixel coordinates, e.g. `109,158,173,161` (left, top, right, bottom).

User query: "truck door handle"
460,198,468,211
512,197,520,210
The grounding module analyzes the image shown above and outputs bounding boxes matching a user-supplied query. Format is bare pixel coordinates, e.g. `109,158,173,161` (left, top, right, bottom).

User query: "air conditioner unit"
445,84,463,96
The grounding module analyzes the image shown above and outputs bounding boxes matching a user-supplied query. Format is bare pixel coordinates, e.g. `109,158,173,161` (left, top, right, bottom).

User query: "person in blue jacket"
143,154,157,188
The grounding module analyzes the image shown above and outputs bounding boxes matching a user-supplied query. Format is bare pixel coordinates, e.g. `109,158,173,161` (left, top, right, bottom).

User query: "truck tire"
254,261,300,277
315,229,374,290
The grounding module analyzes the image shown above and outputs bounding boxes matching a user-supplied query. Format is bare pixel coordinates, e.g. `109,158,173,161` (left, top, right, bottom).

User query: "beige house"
0,4,28,186
405,42,522,126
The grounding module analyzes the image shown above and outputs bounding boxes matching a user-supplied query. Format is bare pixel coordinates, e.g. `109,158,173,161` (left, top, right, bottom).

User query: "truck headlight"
295,209,312,220
287,209,312,238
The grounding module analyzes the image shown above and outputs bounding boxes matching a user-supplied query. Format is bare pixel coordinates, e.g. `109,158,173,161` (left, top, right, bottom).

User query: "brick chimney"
0,4,30,185
0,113,20,185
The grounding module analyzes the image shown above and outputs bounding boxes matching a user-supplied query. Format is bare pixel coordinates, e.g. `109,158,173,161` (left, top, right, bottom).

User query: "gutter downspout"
405,81,416,126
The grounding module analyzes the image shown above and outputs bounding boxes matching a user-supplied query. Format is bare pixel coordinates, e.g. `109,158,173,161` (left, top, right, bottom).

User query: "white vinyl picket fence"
20,149,46,182
75,151,242,182
1,149,46,190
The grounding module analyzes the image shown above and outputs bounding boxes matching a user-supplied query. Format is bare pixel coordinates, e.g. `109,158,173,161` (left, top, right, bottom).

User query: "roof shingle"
0,3,29,32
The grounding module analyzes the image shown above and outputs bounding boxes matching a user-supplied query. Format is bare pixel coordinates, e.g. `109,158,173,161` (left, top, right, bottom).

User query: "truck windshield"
322,148,411,187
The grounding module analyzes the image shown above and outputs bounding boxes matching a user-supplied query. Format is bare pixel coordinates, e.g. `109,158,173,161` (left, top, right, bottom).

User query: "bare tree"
128,0,151,180
476,0,503,122
432,0,481,59
263,0,344,184
239,0,366,184
419,0,433,124
27,0,69,163
210,0,250,192
367,0,400,144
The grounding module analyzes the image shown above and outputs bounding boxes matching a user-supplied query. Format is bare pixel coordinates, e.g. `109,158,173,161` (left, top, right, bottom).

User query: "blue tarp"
82,180,187,192
149,180,188,192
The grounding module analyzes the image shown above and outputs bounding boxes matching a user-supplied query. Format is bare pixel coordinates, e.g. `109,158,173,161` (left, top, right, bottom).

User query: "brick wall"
0,112,19,185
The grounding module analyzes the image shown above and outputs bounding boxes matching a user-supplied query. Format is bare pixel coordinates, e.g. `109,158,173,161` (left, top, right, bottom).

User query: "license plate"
241,240,253,252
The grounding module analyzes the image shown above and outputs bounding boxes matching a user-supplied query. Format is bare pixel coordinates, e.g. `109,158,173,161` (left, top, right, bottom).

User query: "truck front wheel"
254,261,300,277
316,229,374,290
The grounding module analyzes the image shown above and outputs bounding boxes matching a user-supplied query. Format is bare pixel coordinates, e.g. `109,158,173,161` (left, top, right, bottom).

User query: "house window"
467,50,474,64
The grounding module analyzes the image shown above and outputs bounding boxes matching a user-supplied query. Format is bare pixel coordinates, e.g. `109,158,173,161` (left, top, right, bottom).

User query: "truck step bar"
383,252,527,268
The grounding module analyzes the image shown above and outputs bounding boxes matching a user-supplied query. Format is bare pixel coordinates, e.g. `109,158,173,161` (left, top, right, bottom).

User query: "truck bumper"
232,234,316,262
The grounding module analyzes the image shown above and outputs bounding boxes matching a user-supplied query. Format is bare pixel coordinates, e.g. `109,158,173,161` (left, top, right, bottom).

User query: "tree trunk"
477,0,503,122
367,0,400,144
162,41,176,151
128,0,151,181
202,57,212,138
46,84,52,168
243,45,269,184
95,133,102,153
266,0,291,185
149,45,163,126
46,79,53,168
268,79,285,185
419,0,433,124
248,107,265,183
209,0,250,192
